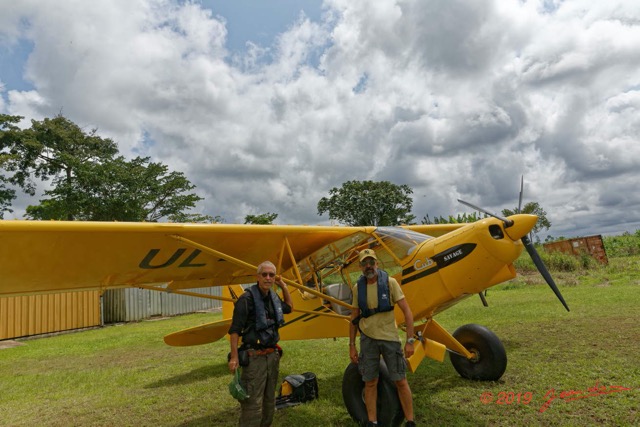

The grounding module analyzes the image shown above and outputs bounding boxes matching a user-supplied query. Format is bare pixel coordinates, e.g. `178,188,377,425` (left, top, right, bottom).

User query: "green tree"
25,156,203,222
421,212,486,224
502,201,551,242
245,212,278,224
0,114,24,217
3,114,207,222
0,179,14,219
545,235,564,243
317,180,415,226
3,115,118,202
168,212,222,224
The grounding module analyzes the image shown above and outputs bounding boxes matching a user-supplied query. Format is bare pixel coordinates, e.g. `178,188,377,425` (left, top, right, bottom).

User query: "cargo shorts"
358,333,407,382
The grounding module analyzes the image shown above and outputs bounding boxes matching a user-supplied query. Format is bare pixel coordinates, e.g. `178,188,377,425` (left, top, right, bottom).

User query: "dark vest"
242,284,285,348
357,269,393,318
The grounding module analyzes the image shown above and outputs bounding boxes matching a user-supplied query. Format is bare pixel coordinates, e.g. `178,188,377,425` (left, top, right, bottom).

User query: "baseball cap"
358,248,377,262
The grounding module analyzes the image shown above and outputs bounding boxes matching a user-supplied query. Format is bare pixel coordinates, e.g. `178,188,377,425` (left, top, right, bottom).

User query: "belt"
248,348,276,357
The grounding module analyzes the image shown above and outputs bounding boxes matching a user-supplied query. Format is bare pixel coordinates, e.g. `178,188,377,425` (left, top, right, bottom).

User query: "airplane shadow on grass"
144,362,230,388
292,365,481,425
186,372,473,427
148,359,484,425
176,407,240,427
144,342,519,424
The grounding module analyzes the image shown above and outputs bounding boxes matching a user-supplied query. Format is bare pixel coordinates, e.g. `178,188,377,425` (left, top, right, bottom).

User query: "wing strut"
372,231,403,265
283,236,305,288
137,283,236,302
168,234,355,310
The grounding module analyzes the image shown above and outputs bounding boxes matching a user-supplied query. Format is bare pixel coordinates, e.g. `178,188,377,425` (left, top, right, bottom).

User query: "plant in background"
317,180,415,226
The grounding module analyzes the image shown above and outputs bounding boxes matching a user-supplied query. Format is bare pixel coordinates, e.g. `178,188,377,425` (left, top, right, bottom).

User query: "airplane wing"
403,223,466,237
0,220,373,297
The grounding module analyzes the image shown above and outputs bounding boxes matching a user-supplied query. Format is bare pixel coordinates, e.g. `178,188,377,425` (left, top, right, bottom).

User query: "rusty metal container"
543,235,608,265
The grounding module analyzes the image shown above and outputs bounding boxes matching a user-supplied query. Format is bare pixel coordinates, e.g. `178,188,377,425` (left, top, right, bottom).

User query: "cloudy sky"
1,0,639,239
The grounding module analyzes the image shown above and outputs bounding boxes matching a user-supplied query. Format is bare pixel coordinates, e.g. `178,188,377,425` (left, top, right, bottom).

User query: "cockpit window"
292,227,433,292
374,227,432,261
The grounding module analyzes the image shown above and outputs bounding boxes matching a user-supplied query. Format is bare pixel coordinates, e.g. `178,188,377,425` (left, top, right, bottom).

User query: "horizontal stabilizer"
406,338,447,373
163,318,232,346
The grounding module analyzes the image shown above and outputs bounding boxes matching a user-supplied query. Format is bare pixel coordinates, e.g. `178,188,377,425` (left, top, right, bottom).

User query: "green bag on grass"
229,368,249,401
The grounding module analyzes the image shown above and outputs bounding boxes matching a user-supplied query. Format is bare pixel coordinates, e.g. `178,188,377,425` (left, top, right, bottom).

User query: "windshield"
374,227,432,261
292,227,433,291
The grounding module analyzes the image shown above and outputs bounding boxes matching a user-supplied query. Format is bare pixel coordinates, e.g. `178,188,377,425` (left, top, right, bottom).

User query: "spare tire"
342,360,404,427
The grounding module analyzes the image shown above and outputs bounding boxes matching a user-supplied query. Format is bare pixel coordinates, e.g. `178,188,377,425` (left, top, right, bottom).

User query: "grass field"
1,255,639,426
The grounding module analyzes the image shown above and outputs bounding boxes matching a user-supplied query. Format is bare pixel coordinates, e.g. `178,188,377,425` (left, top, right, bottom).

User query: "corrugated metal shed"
102,286,222,323
0,291,101,340
543,235,609,265
1,287,221,340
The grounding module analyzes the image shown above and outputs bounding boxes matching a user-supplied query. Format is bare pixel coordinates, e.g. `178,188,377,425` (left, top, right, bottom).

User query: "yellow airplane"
0,201,568,426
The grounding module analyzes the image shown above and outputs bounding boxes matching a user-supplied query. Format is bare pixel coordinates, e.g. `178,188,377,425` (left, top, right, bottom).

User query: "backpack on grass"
276,372,319,409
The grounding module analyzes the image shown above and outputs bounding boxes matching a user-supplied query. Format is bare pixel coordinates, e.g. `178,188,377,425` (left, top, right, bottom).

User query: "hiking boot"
405,421,416,427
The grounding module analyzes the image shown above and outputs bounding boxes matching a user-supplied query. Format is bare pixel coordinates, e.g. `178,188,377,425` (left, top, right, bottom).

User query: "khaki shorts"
358,334,406,382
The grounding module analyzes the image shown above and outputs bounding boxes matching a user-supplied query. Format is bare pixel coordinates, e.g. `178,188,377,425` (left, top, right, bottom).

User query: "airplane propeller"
517,175,524,214
457,191,570,312
520,234,570,311
458,199,514,228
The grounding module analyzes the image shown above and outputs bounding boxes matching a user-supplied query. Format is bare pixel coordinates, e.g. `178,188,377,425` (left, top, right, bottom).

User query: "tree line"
1,114,550,237
0,114,215,223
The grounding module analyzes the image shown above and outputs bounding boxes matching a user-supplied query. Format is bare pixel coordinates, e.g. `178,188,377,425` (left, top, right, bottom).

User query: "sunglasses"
260,272,276,278
360,259,376,267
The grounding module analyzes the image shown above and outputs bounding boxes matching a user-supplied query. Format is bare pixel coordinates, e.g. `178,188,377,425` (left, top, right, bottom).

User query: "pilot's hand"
275,275,286,288
228,357,239,372
349,345,358,363
404,342,415,359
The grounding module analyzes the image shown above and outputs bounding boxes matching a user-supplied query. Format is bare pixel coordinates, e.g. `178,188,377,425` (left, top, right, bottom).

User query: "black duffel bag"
276,372,319,409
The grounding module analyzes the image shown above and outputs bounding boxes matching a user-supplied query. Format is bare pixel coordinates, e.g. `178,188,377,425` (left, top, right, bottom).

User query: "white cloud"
1,0,639,237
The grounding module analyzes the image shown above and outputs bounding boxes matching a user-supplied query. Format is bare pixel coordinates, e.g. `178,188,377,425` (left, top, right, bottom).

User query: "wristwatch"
407,338,416,345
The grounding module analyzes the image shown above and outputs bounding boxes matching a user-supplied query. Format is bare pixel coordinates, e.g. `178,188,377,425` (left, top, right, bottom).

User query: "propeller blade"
457,199,514,227
521,235,570,311
518,175,524,214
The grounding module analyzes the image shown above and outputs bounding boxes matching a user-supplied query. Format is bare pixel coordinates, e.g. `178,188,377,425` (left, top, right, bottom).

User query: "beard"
364,269,376,280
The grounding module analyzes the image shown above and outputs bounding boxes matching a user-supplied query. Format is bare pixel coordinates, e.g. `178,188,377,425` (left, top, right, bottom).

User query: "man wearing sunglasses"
349,249,416,427
228,261,293,427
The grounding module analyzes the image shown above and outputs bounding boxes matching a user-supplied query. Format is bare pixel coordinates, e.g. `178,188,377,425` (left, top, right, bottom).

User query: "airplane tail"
163,317,232,346
163,283,352,346
163,284,245,346
221,282,353,341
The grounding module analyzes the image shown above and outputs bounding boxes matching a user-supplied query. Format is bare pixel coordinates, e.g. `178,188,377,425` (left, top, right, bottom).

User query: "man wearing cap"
349,248,416,427
228,261,293,427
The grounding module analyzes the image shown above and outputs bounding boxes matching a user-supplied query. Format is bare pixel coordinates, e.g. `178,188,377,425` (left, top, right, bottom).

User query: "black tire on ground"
449,323,507,381
342,360,404,427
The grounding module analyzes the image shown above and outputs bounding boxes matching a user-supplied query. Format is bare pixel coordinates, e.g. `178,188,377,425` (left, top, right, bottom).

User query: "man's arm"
275,275,293,310
227,295,248,372
349,307,360,363
396,298,415,358
228,332,240,372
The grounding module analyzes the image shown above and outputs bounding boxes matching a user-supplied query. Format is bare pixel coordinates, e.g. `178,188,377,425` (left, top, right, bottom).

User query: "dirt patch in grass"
0,340,24,350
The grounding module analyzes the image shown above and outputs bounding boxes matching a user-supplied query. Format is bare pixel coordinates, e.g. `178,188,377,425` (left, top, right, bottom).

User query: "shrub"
514,247,587,273
545,250,581,271
603,231,640,257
